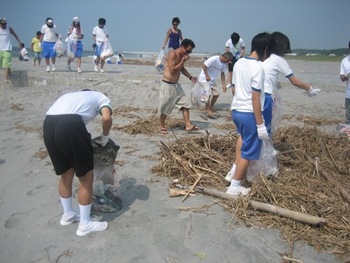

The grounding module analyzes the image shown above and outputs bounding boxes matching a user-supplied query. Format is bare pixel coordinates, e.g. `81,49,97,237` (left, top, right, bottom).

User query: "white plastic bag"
54,36,66,58
247,138,278,181
101,39,114,59
155,49,165,72
66,38,77,61
271,91,283,134
191,82,203,108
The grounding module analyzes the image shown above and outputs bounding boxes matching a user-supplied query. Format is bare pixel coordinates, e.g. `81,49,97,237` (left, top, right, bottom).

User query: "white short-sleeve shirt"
225,38,245,58
340,55,350,99
198,55,227,84
46,90,112,124
41,24,58,42
262,53,293,94
67,26,84,40
231,57,265,112
93,26,109,42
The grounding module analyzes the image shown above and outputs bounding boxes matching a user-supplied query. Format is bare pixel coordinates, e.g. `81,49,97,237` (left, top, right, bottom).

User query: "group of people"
159,18,322,196
1,15,349,238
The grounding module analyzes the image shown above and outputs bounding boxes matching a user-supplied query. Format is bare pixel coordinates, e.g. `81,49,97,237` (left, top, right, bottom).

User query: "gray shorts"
158,81,191,115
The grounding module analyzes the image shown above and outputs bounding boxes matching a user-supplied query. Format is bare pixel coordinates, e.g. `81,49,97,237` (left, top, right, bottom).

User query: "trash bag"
92,179,122,213
101,39,114,59
247,138,278,181
66,38,77,62
271,91,283,134
91,137,120,167
155,49,165,72
191,82,202,108
54,36,66,58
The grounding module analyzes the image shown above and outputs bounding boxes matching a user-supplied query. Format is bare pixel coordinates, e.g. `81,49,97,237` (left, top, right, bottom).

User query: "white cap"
73,17,79,23
47,19,53,25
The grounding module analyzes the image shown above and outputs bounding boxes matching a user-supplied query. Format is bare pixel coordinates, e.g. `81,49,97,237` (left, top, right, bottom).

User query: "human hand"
95,134,109,147
306,86,321,97
190,76,197,83
256,123,269,140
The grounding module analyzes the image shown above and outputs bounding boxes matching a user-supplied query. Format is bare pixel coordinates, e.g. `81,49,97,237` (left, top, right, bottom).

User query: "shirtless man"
158,38,199,134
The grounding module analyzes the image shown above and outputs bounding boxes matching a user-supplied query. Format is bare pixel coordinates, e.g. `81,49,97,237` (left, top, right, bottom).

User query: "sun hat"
73,17,79,23
0,17,7,24
46,18,53,25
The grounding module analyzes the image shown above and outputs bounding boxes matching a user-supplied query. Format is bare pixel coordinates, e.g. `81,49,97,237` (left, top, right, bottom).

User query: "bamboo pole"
195,187,326,226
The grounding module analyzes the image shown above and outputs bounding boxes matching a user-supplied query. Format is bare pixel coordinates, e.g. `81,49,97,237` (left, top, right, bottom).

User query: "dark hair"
172,17,180,24
46,17,53,23
98,18,106,25
181,38,195,49
36,31,41,36
348,41,350,50
222,52,234,60
231,32,240,45
271,32,291,56
21,43,25,47
251,32,273,61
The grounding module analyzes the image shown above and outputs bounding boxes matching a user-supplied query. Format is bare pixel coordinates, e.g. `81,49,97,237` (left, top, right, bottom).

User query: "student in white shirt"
92,18,109,73
225,32,245,88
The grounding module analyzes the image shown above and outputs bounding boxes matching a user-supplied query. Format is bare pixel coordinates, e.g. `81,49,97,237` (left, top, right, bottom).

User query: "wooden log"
195,187,326,226
169,188,195,197
303,151,350,204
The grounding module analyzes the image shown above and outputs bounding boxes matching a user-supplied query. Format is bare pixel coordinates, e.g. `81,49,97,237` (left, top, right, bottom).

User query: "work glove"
305,86,320,97
94,134,109,147
257,123,269,141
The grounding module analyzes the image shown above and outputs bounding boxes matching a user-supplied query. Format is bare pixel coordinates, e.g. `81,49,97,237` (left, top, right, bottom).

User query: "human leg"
160,113,167,130
207,95,219,115
346,97,350,124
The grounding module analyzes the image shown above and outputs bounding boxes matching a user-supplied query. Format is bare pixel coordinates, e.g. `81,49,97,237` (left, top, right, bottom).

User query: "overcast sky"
2,0,349,53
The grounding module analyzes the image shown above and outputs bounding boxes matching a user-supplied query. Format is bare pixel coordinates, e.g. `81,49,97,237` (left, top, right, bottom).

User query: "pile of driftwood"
151,126,350,258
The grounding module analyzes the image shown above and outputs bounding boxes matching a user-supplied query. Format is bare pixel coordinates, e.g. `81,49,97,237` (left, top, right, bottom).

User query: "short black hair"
98,18,106,25
36,31,41,36
271,32,291,56
231,32,240,45
181,38,195,49
251,32,273,61
172,17,180,24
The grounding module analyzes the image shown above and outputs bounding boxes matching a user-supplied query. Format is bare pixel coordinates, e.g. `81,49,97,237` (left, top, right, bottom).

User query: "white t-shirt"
46,90,112,124
225,38,245,59
41,24,58,42
0,27,12,51
67,26,84,41
93,26,109,42
231,57,265,112
20,47,29,59
340,55,350,98
262,53,293,94
198,55,227,84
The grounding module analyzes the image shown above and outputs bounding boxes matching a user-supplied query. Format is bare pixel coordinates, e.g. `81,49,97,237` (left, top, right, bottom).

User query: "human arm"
340,74,349,82
252,90,268,140
94,106,112,146
202,64,210,81
221,72,227,93
240,46,246,58
288,75,320,96
181,66,197,83
162,29,170,49
179,29,183,42
9,27,21,46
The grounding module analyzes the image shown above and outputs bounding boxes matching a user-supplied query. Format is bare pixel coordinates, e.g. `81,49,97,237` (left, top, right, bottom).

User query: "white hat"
47,19,53,25
73,17,79,23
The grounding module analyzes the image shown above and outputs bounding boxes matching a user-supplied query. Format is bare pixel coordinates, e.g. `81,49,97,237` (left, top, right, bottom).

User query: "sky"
1,0,350,54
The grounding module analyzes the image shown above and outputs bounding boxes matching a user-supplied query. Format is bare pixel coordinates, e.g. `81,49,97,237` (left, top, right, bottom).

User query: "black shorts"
43,114,93,177
228,57,238,72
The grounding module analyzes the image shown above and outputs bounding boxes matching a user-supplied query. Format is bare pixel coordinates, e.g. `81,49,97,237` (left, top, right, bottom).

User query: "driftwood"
169,188,196,197
303,151,350,204
195,186,326,226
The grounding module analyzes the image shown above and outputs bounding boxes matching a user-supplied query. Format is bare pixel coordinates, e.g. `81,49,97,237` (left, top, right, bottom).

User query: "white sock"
79,204,92,225
230,179,241,187
60,196,74,216
230,164,236,173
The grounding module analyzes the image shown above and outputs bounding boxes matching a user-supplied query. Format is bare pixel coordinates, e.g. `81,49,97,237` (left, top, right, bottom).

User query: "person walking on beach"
340,41,350,124
43,89,112,236
31,31,42,66
0,17,22,83
67,17,84,74
41,17,59,72
262,32,320,134
162,17,183,52
225,32,245,89
197,52,233,118
225,32,272,196
159,38,199,134
92,18,109,73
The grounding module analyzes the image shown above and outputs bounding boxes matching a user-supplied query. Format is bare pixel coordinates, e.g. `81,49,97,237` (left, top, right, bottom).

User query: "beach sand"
0,56,346,263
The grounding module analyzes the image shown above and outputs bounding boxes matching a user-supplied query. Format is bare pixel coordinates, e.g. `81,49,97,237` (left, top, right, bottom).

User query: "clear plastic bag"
191,81,202,108
155,49,165,72
54,36,66,58
271,91,283,134
247,138,278,181
101,39,114,59
66,37,77,61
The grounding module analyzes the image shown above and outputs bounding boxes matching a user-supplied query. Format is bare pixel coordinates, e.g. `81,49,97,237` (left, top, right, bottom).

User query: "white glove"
306,86,320,97
257,123,269,140
95,134,109,147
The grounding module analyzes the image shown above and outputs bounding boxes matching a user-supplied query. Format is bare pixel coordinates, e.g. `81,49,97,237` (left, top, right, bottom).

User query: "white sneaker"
226,185,251,196
100,68,104,73
67,65,72,71
76,221,108,236
77,68,82,74
51,65,56,72
225,166,236,182
60,212,80,226
94,65,99,72
46,66,50,72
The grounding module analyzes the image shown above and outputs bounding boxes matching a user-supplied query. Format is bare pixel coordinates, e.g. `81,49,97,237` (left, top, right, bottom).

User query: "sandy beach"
0,55,347,263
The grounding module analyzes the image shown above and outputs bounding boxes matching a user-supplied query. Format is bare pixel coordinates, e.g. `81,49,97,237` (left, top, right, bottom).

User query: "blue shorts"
95,42,104,57
75,41,83,58
232,110,262,160
42,41,56,58
263,93,273,135
34,52,41,60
